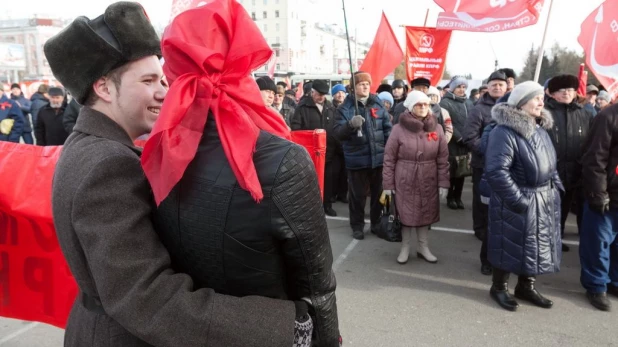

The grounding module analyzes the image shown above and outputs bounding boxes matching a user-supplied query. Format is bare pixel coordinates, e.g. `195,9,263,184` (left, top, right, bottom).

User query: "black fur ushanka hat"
44,2,161,104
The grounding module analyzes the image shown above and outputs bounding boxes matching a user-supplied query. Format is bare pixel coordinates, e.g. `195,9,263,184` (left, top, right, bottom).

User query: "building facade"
0,18,64,81
239,0,369,76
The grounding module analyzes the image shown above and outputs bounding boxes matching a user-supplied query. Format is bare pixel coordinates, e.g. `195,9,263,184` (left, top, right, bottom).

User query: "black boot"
608,284,618,298
352,229,364,240
447,199,458,210
490,269,519,311
562,243,570,252
586,291,611,311
456,199,465,209
324,204,337,217
481,263,493,276
514,276,553,309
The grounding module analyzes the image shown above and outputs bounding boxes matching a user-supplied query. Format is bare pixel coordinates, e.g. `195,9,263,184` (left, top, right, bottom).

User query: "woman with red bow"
141,1,340,346
382,91,450,265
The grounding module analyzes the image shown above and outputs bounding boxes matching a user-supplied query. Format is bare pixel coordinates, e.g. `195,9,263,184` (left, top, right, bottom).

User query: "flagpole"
342,0,362,137
533,0,554,82
423,9,429,27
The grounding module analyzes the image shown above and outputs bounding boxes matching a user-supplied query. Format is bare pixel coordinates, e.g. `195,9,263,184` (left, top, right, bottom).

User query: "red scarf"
141,0,290,205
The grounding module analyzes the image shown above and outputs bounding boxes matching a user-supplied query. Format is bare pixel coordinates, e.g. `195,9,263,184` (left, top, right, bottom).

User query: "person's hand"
349,115,365,129
383,189,393,197
439,188,448,200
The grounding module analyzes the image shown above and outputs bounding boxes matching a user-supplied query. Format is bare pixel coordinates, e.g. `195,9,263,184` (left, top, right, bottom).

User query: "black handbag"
375,194,402,242
454,153,472,178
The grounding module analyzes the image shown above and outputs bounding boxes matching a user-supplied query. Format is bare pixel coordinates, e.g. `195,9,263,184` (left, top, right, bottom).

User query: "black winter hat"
391,79,406,88
43,2,161,104
256,76,277,93
10,83,20,90
312,80,329,95
498,68,516,79
48,87,65,97
303,82,313,95
547,74,579,94
487,71,507,83
376,84,392,94
410,77,431,88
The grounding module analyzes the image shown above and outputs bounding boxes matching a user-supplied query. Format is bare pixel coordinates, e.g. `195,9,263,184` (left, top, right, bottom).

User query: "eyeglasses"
557,88,575,94
414,103,430,108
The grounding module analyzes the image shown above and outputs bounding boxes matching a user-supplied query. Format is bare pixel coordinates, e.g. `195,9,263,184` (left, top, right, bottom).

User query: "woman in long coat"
484,81,563,312
383,91,450,265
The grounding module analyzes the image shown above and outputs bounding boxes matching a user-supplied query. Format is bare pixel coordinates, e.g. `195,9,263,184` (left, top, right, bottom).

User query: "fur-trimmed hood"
491,103,554,139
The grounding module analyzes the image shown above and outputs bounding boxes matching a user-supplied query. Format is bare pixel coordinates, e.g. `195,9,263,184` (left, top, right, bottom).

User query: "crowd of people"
1,1,617,345
251,67,617,314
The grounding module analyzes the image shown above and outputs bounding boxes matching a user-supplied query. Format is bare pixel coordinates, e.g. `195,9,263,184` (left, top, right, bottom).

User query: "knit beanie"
598,90,611,103
377,91,394,106
426,86,441,103
331,84,346,95
507,81,544,108
403,90,431,112
10,83,20,90
449,76,468,90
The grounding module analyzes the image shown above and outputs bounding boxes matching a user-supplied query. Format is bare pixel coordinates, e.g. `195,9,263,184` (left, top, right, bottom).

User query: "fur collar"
399,110,437,133
491,103,554,139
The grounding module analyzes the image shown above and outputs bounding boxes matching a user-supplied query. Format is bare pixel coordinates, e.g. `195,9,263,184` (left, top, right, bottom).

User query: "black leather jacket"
154,117,340,347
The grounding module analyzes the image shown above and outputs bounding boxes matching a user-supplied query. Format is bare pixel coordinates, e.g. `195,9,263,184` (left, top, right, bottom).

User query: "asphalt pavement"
1,182,616,347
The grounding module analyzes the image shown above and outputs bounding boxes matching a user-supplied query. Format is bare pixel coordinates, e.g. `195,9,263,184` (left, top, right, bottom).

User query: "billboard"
0,43,26,70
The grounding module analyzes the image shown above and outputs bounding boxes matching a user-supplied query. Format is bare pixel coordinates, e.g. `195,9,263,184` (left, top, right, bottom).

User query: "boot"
456,199,465,209
514,276,553,309
490,269,519,311
323,204,337,217
586,291,611,311
416,226,437,263
447,199,458,210
397,227,412,264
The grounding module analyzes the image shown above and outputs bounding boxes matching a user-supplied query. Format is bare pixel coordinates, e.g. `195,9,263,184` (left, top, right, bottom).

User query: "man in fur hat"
498,68,517,92
334,71,392,240
545,74,593,252
46,2,307,346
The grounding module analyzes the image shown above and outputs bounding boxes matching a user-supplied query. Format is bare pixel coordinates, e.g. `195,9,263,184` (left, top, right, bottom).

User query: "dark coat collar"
73,106,137,150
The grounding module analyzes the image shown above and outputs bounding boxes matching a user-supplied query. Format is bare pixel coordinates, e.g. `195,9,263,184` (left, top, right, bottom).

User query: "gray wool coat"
52,107,297,347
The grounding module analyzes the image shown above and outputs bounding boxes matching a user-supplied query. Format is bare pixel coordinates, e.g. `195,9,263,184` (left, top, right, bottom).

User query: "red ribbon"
370,108,378,119
141,0,290,205
427,132,438,141
0,102,11,111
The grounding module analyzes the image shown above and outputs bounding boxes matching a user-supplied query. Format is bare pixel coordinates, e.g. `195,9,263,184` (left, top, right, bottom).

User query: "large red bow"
141,0,290,205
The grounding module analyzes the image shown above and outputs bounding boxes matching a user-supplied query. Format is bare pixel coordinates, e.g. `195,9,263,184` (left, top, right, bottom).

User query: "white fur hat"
426,86,441,103
404,90,431,111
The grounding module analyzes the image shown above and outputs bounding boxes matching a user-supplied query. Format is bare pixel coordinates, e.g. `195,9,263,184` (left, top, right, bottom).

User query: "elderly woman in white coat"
382,91,450,264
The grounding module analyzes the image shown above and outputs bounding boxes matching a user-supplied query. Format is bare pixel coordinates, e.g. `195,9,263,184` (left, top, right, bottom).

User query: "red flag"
578,0,618,100
577,63,588,96
405,26,452,86
434,0,544,32
0,142,78,328
359,12,403,93
296,81,304,101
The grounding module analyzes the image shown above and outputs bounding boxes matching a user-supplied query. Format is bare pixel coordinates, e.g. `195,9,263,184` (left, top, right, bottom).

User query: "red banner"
405,26,452,87
578,0,618,100
0,142,77,328
434,0,544,32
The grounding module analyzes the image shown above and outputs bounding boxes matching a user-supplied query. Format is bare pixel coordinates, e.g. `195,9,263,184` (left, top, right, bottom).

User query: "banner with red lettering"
405,26,452,87
434,0,544,33
578,0,618,100
0,142,77,328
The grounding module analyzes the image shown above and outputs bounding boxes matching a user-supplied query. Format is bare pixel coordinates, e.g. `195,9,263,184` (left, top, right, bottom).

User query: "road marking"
325,216,580,246
333,239,359,271
0,322,39,345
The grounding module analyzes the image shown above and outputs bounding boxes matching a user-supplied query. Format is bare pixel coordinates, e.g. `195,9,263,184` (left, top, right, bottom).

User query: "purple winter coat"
383,111,450,227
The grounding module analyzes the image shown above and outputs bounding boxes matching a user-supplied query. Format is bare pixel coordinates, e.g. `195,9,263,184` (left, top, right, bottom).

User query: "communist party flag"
434,0,544,32
359,12,403,93
578,0,618,99
405,26,452,87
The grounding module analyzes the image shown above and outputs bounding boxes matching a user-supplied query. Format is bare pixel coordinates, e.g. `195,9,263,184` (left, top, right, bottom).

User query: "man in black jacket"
62,98,83,134
35,87,69,146
463,71,507,275
291,79,339,216
545,74,593,252
580,103,618,311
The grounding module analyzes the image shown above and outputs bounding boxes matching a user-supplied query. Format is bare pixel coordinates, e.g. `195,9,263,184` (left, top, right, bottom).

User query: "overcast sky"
3,0,604,80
